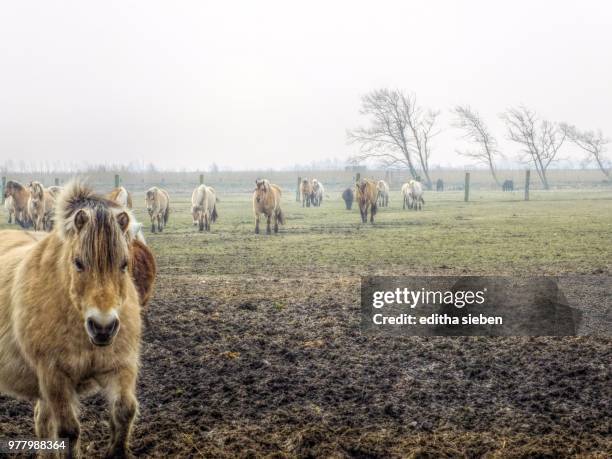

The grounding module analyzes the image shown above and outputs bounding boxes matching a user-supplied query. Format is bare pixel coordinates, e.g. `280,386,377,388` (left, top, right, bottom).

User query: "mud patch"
1,275,610,457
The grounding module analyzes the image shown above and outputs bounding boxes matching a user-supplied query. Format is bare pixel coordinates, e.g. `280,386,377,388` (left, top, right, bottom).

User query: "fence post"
114,174,120,188
296,176,301,202
464,172,470,202
524,170,530,201
1,176,5,204
54,178,60,186
199,174,204,185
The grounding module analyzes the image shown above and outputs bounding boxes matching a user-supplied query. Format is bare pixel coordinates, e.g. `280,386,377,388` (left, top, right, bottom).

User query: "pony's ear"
116,211,130,233
130,240,157,307
74,209,89,232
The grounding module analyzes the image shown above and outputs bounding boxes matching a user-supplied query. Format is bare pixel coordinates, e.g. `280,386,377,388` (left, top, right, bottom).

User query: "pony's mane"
30,182,44,199
55,181,131,273
7,180,24,191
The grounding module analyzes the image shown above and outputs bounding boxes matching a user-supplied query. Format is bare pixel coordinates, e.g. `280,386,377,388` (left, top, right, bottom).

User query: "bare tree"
500,106,566,190
347,89,439,188
451,105,501,186
561,124,610,179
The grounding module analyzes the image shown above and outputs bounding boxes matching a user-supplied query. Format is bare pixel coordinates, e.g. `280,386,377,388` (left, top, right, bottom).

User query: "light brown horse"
27,182,46,231
300,179,312,207
28,182,58,231
3,180,31,228
108,186,133,209
145,187,170,233
0,181,156,458
253,179,284,234
356,178,378,224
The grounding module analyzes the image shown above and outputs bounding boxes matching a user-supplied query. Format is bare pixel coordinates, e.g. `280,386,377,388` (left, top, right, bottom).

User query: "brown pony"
356,178,378,224
145,187,170,233
300,179,312,207
108,186,133,209
0,181,156,458
3,180,31,228
253,179,284,234
28,182,58,231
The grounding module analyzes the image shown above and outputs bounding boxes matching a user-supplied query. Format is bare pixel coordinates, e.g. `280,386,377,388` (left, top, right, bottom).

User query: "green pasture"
121,189,612,277
1,189,609,277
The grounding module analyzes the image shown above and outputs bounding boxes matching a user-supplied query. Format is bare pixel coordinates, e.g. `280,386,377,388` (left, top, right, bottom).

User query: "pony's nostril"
107,318,120,337
87,318,98,334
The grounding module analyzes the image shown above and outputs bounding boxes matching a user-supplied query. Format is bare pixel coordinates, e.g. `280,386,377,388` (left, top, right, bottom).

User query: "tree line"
347,88,610,190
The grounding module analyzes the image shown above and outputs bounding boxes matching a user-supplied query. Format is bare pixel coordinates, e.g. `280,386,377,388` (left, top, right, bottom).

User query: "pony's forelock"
58,182,132,273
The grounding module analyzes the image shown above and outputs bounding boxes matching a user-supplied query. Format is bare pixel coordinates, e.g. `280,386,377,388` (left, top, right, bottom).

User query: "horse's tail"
211,204,218,223
276,208,285,225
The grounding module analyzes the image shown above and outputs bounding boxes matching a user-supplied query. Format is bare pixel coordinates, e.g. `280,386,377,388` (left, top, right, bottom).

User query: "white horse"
377,180,390,207
401,182,412,210
4,196,15,224
191,184,218,231
408,180,425,210
311,179,324,207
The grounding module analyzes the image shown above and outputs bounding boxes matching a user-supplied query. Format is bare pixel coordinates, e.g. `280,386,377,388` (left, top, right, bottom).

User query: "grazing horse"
310,179,324,207
342,187,354,210
253,179,284,234
4,195,15,224
356,179,378,224
436,179,444,192
191,184,218,232
145,187,170,233
300,179,312,207
409,180,425,210
502,179,514,192
401,182,412,210
3,180,31,228
377,180,390,207
108,186,133,209
0,181,156,458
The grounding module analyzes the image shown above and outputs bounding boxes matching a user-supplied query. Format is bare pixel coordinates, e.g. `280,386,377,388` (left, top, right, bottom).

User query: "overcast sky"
0,0,610,170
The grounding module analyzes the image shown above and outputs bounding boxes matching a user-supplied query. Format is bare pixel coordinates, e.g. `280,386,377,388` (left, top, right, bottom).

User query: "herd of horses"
0,175,424,456
3,176,427,238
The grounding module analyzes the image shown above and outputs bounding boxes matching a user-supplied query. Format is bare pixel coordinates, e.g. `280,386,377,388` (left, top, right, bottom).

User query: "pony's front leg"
157,214,163,232
255,213,260,234
266,215,272,234
105,369,138,459
34,400,52,439
150,214,156,233
273,215,279,234
38,370,80,458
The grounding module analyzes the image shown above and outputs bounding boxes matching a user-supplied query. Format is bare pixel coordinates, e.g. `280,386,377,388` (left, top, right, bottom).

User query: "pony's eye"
74,258,85,272
120,260,129,273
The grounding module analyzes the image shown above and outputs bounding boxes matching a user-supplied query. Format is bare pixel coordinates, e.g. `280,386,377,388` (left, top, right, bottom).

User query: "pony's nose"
86,317,120,346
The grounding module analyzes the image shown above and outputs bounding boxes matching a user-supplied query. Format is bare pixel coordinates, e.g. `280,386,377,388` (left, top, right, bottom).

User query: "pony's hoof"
104,448,132,459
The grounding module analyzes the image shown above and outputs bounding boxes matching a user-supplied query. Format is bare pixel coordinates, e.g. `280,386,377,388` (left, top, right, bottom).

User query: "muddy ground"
1,272,609,458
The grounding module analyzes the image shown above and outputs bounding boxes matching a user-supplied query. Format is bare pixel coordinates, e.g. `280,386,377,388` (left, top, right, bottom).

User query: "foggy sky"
0,0,610,170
